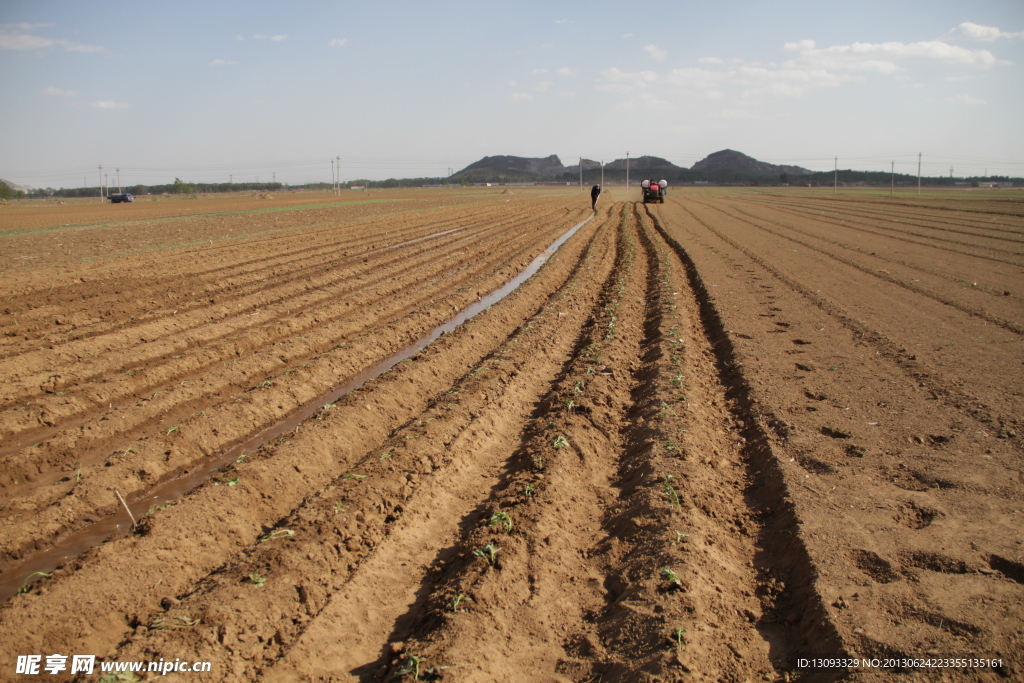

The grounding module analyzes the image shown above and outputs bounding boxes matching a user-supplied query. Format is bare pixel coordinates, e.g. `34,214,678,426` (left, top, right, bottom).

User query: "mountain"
689,149,810,177
0,178,30,192
603,155,684,174
451,150,811,183
456,155,567,182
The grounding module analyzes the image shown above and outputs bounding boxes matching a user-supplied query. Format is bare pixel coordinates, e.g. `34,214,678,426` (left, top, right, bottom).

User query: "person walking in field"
590,184,601,211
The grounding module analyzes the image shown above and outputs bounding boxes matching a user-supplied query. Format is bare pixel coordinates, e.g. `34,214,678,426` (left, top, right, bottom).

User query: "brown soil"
0,188,1020,682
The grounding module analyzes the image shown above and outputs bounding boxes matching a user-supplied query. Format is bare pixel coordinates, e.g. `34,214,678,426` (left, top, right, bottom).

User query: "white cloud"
622,33,634,39
555,67,576,77
253,34,288,42
599,67,657,87
783,38,1000,73
945,94,986,105
532,68,548,74
505,92,533,102
0,25,103,52
329,38,347,47
92,100,130,110
699,56,743,65
721,109,760,120
554,19,569,25
209,59,238,66
644,44,667,60
9,22,54,30
534,80,554,92
41,86,77,97
662,62,857,100
236,34,246,41
943,22,1024,42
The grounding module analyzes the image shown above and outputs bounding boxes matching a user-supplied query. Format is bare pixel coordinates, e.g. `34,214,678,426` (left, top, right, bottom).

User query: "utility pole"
891,161,894,197
116,168,121,193
336,156,341,195
330,159,335,195
917,152,922,196
98,165,103,202
833,156,837,195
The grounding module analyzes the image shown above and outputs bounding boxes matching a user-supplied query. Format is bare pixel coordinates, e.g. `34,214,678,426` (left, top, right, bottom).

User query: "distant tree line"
17,170,1022,199
27,180,284,198
0,181,26,200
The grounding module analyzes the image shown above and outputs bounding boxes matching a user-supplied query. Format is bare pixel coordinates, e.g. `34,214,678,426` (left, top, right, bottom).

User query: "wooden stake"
114,489,137,529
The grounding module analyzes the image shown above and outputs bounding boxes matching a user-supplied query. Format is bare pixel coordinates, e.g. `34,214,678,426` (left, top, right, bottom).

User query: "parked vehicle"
108,193,134,203
641,179,667,203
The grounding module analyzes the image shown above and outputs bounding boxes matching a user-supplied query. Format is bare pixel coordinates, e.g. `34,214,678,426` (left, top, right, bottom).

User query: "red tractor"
641,179,667,203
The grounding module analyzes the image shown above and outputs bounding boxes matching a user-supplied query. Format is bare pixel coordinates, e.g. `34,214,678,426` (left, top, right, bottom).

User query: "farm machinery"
641,179,667,203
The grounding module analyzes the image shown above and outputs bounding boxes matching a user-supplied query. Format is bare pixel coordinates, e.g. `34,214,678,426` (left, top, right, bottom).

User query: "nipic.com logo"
15,654,213,676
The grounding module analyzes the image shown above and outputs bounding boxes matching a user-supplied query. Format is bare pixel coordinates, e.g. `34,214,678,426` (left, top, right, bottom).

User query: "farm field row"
0,188,1021,681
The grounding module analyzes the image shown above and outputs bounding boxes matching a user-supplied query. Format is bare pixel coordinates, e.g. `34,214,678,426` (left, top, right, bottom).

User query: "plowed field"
1,188,1021,682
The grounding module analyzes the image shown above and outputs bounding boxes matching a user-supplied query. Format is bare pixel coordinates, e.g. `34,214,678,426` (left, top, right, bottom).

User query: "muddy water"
0,215,592,601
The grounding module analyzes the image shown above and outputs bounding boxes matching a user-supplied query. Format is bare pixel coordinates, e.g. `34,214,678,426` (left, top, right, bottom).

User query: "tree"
173,177,196,197
0,181,12,200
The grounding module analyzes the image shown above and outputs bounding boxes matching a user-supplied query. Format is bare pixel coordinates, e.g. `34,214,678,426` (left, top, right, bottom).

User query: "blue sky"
2,0,1022,187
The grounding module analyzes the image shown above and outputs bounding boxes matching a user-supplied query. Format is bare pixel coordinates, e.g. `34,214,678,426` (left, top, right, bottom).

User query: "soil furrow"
17,208,620,680
652,192,1023,680
0,210,592,567
0,200,601,656
688,199,1024,336
738,198,1023,262
676,198,1023,429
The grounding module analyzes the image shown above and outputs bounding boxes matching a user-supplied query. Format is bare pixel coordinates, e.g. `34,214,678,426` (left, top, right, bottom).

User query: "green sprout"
473,544,500,566
661,567,683,588
447,593,472,612
488,511,513,533
662,476,681,510
259,529,295,544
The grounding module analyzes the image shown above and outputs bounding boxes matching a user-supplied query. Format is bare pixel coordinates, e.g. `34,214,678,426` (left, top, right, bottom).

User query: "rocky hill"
690,149,810,177
452,150,811,183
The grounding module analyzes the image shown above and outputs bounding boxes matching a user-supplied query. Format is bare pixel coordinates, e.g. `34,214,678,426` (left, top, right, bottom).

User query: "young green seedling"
661,567,683,589
553,435,568,449
667,626,686,651
16,572,52,595
247,572,267,587
259,529,295,544
149,615,200,630
488,511,513,533
447,593,472,612
662,476,682,510
474,544,500,566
